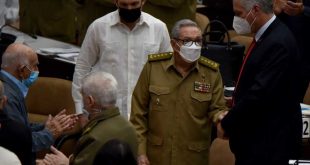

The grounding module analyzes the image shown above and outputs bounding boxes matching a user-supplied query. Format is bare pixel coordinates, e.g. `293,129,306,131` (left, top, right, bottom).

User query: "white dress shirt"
72,10,172,118
255,14,276,41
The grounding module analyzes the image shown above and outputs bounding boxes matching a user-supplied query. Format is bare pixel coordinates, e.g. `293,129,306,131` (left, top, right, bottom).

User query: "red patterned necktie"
232,39,256,106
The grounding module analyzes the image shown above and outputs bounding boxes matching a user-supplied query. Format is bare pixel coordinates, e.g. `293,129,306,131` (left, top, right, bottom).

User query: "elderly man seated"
37,71,137,165
0,43,78,163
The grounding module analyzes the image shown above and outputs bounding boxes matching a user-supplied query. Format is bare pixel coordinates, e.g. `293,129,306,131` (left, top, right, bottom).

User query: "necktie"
232,38,256,106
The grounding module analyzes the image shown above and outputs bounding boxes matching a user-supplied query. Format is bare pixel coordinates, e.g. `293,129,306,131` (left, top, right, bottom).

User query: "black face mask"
118,7,141,23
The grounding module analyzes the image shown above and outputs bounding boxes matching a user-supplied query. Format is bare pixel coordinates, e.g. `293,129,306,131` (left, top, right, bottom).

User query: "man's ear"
86,95,96,108
18,65,26,78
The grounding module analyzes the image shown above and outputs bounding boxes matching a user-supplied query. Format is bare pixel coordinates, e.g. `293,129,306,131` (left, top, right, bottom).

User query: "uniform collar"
82,107,120,135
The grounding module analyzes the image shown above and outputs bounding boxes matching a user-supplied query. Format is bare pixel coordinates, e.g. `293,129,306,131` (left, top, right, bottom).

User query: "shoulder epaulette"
148,52,173,62
198,56,219,71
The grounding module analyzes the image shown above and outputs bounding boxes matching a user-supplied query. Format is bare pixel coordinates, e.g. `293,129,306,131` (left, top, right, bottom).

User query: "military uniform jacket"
130,53,227,165
70,107,138,165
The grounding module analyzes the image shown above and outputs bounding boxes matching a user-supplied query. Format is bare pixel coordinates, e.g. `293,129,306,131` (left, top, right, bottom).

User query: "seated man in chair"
0,43,78,163
38,71,138,165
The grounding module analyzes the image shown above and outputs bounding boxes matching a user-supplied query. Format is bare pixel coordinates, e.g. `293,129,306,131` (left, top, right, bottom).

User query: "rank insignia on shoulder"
198,56,219,71
148,52,173,62
194,81,211,93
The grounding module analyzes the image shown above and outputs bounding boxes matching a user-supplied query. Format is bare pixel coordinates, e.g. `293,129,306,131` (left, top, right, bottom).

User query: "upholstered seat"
25,77,80,157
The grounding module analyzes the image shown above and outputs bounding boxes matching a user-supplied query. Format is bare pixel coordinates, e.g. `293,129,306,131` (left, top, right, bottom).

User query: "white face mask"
233,9,256,34
178,44,201,63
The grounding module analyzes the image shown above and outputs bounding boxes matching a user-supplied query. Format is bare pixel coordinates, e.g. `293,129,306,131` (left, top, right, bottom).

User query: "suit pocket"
147,134,164,164
148,133,163,146
190,91,211,118
143,43,160,56
149,85,170,111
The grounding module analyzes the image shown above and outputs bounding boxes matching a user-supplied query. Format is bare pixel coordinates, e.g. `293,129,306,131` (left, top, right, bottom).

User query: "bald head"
1,43,36,69
1,43,38,80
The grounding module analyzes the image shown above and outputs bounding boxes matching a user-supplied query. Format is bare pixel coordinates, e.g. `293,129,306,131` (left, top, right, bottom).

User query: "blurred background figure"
273,0,310,102
0,0,19,27
143,0,197,31
93,139,137,165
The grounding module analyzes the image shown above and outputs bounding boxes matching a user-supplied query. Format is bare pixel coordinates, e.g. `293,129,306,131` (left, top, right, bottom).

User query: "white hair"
239,0,273,13
82,71,118,106
171,19,200,39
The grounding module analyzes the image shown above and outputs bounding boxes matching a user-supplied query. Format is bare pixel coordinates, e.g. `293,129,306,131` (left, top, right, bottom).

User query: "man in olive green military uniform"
143,0,196,31
130,19,227,165
39,71,137,165
19,0,116,45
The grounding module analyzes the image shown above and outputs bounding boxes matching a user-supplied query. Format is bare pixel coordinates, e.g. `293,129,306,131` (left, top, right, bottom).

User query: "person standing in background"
274,0,310,102
72,0,172,118
19,0,78,44
0,0,19,27
143,0,197,31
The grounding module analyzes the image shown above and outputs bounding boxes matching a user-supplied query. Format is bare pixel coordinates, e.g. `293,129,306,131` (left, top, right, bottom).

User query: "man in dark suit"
0,43,78,163
274,0,310,102
0,80,32,165
217,0,302,164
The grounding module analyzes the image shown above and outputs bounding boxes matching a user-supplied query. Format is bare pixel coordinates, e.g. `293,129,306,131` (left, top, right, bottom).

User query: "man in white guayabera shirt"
72,0,172,119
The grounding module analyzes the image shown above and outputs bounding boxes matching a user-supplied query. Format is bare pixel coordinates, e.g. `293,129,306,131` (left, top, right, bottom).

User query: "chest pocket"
149,85,170,111
143,43,160,56
190,91,211,118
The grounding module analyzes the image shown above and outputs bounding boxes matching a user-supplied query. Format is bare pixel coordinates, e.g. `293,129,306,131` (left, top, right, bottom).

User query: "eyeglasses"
175,38,203,47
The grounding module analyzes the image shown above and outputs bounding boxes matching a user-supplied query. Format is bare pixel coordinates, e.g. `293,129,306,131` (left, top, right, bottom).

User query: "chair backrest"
195,13,210,32
26,77,75,123
231,35,254,54
304,83,310,105
25,77,79,158
209,138,235,165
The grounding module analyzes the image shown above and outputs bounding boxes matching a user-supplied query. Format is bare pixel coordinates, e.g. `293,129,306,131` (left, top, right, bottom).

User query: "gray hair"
239,0,273,13
82,71,118,106
171,19,200,39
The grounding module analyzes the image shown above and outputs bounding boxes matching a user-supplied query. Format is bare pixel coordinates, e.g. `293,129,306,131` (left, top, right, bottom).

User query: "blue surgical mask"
22,71,39,87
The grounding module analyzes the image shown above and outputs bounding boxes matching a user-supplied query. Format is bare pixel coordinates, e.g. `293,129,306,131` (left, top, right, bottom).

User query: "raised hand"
284,1,304,16
45,109,78,139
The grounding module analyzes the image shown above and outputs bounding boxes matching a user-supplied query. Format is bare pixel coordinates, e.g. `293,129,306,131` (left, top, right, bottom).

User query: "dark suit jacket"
0,72,54,154
0,111,32,165
221,18,302,165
